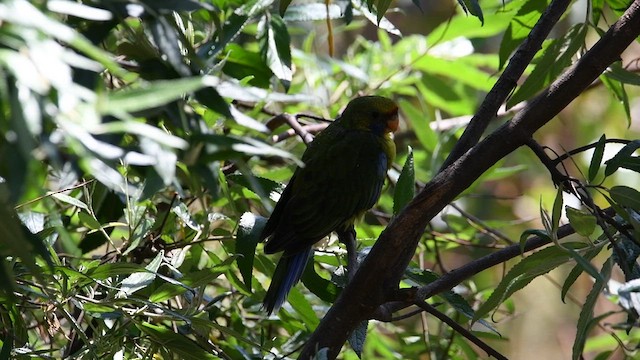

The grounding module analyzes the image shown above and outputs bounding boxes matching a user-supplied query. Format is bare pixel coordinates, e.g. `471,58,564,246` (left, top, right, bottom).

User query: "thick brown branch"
299,1,640,358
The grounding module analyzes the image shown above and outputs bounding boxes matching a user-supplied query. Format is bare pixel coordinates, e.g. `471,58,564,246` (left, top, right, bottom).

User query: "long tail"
263,247,313,314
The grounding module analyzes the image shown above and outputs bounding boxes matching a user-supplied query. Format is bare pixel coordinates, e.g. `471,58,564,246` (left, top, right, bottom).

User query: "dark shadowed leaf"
561,245,605,302
473,244,581,323
137,322,220,359
589,135,606,182
348,320,368,358
610,186,640,211
604,140,640,176
236,212,266,290
572,258,612,360
457,0,484,24
601,73,631,126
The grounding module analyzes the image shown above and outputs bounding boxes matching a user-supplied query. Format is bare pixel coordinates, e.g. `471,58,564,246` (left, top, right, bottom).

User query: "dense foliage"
1,0,639,359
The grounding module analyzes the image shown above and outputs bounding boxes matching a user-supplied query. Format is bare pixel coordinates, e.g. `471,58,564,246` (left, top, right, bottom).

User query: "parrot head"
339,96,399,136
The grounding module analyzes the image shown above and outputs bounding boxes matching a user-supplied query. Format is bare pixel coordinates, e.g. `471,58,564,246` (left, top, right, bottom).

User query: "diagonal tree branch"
299,1,640,358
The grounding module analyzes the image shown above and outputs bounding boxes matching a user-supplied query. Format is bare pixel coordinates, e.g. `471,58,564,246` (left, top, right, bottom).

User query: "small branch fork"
525,138,639,276
266,113,332,144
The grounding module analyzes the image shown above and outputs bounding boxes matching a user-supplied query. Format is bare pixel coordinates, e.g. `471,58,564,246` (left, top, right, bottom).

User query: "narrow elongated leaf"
398,100,437,152
473,245,579,322
601,73,631,126
236,213,266,290
457,0,484,24
348,320,368,358
508,24,587,108
137,322,219,360
551,185,564,237
148,16,190,77
287,287,320,329
394,147,415,215
117,251,164,297
353,0,401,36
561,245,605,302
149,258,235,302
376,0,394,23
610,186,640,210
100,77,206,115
589,135,606,182
604,140,640,176
279,0,292,15
572,258,612,360
258,14,292,88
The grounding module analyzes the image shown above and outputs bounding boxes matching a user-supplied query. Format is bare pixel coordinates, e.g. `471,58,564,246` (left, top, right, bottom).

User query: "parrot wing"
263,129,388,255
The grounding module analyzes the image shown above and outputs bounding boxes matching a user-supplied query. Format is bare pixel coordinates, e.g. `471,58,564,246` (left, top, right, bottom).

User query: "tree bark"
299,1,640,358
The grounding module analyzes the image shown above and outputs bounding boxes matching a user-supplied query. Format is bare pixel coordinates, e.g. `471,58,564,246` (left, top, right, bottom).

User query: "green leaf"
565,206,597,237
499,0,549,69
375,0,394,24
561,245,604,302
591,0,604,24
78,211,101,230
192,133,301,165
258,14,292,89
551,185,564,237
394,146,415,215
508,24,587,108
519,229,551,254
413,55,495,92
604,140,640,176
117,251,164,297
236,212,266,290
398,100,437,152
572,258,613,360
279,0,292,15
100,77,207,115
137,322,219,360
85,263,146,280
352,0,401,36
287,286,320,329
221,44,273,88
227,174,284,203
589,135,606,182
565,247,605,284
301,260,339,303
605,62,640,86
148,15,190,77
51,193,89,211
473,245,578,322
600,72,631,126
610,186,640,210
149,260,234,302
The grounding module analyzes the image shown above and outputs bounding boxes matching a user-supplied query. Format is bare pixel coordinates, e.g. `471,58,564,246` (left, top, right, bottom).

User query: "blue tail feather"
263,247,313,314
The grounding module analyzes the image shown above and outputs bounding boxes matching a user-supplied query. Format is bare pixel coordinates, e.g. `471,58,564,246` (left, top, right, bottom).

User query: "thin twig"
413,301,508,360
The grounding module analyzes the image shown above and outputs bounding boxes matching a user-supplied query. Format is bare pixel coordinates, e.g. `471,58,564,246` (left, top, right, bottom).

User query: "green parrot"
260,95,399,314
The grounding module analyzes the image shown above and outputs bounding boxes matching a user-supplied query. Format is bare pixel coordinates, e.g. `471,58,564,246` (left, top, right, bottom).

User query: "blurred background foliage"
0,0,639,359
